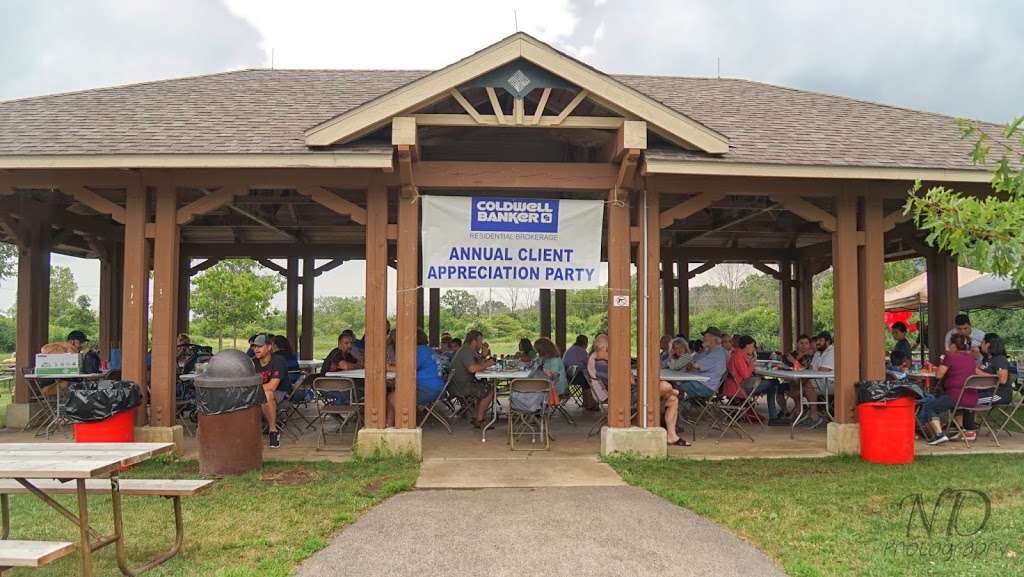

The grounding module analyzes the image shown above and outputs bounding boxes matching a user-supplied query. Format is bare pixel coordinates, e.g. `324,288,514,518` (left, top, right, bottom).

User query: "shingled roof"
0,67,1002,173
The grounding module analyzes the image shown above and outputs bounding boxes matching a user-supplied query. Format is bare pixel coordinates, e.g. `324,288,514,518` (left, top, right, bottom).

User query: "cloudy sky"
1,0,1021,311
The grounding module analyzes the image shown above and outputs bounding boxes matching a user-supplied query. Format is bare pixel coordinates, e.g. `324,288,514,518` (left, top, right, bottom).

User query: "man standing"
449,329,496,427
252,334,287,448
943,314,985,351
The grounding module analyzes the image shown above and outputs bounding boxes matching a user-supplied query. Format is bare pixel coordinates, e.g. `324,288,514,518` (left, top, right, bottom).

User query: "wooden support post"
13,220,50,404
641,188,662,428
121,184,149,425
286,258,299,347
676,255,689,337
363,179,388,429
860,195,886,380
177,255,190,336
98,246,123,364
150,185,180,428
661,252,675,336
926,252,959,364
416,259,425,332
832,189,860,424
796,260,814,336
554,289,567,354
779,261,794,353
607,188,632,428
428,288,441,348
395,187,419,429
539,289,552,339
300,258,315,360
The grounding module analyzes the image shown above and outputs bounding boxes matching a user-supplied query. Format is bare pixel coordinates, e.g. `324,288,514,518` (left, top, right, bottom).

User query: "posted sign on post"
422,195,604,289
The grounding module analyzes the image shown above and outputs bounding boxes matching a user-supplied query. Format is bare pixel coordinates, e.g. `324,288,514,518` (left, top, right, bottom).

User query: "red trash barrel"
858,397,915,464
74,409,135,443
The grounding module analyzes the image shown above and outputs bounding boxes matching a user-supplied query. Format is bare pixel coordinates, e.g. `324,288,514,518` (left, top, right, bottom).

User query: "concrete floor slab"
416,457,626,488
293,486,789,577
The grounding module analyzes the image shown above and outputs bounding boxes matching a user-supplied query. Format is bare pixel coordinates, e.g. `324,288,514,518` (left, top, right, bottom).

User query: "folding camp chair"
279,373,318,440
418,374,454,433
21,369,63,436
706,376,764,442
312,377,362,450
566,365,586,408
994,378,1024,438
946,374,1000,447
508,378,552,451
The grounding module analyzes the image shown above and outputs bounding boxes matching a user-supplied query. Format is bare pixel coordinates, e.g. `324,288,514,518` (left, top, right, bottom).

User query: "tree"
906,116,1024,289
48,266,98,342
314,296,366,337
0,242,15,283
440,289,478,318
479,299,509,315
191,259,284,349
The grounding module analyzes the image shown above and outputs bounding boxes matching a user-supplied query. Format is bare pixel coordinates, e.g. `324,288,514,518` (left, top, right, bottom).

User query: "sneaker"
965,430,978,442
927,434,949,446
269,431,281,448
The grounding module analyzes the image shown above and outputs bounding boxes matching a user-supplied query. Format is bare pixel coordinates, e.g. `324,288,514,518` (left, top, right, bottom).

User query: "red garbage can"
74,409,136,443
858,397,915,464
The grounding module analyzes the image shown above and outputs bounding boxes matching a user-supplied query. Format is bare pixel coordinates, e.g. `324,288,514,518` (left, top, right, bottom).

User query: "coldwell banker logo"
471,197,559,233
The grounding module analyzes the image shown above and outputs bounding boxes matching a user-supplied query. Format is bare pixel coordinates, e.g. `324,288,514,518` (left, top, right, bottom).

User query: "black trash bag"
63,380,141,423
195,385,265,416
855,380,926,405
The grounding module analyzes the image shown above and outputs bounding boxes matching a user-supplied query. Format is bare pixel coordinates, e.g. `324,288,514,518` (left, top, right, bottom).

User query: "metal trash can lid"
195,349,261,388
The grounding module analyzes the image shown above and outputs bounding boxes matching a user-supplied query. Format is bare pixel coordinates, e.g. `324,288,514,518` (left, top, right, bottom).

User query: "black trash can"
194,349,264,476
65,380,142,442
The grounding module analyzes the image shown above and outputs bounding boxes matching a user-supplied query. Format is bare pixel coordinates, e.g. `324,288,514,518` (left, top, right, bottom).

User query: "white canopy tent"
884,267,982,312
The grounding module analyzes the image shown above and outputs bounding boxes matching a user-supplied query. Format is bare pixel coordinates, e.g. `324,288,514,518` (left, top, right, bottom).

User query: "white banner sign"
421,195,604,289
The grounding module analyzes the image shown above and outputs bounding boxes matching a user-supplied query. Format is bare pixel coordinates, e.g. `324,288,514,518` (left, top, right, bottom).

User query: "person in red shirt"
721,335,783,425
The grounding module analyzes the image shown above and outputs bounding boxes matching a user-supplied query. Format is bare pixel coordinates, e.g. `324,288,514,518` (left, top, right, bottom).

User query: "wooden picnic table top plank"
0,478,213,496
0,443,173,479
754,367,834,380
0,540,77,567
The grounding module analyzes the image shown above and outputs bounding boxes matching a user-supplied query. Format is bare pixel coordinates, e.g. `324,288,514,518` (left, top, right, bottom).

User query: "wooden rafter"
883,207,912,232
256,258,287,275
659,191,727,228
531,87,552,125
682,203,779,244
687,261,718,279
449,88,484,124
0,212,22,248
216,192,297,241
189,258,221,275
177,187,243,225
72,187,126,223
412,113,622,129
485,87,506,125
513,98,524,125
314,258,345,276
298,187,367,225
553,89,589,125
769,194,837,232
751,262,782,280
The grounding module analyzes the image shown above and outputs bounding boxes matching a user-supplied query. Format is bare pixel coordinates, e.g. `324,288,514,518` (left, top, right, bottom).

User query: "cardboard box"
34,353,82,376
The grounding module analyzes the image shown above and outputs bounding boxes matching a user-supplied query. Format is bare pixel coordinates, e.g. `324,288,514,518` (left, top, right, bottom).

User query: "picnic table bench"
0,443,211,577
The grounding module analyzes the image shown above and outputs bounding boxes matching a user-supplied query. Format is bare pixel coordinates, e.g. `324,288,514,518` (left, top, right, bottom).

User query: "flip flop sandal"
668,439,691,447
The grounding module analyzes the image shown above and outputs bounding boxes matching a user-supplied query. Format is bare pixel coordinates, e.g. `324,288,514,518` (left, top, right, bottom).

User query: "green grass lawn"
5,456,418,577
609,454,1024,577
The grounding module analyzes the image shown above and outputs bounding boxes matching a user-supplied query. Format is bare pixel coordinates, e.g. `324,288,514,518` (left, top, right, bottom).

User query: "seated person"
449,330,496,427
887,349,912,382
386,329,445,426
516,338,538,363
977,333,1010,407
38,330,91,397
919,333,979,445
659,335,671,367
563,334,596,410
271,335,300,391
251,334,286,448
321,332,363,375
586,334,611,403
663,337,693,371
534,337,567,397
673,327,728,401
805,331,835,426
890,322,914,359
721,335,782,424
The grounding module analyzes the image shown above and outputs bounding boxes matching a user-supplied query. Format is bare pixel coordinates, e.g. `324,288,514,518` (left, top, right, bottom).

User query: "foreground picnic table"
0,442,183,577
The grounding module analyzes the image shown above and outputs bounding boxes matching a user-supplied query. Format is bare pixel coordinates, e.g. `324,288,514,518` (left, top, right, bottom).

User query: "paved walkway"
295,461,788,577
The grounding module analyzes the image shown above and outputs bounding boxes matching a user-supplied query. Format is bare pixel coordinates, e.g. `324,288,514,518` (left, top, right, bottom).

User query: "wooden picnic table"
0,443,179,577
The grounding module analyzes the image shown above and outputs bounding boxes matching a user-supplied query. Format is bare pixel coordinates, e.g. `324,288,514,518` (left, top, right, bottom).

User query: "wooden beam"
861,195,886,381
539,289,552,338
396,145,416,194
687,261,717,279
681,203,779,244
414,161,618,190
779,261,794,353
553,89,589,125
449,88,484,124
181,243,364,259
150,185,179,428
607,172,632,428
642,187,662,428
659,191,727,228
121,183,148,425
429,287,441,347
395,184,419,428
300,258,315,360
176,187,241,225
14,218,50,405
189,258,221,276
412,113,623,129
665,247,800,262
531,88,552,125
314,258,345,275
662,253,675,336
554,289,567,353
218,194,297,241
255,258,287,275
513,98,525,125
882,207,912,232
363,178,388,429
485,87,506,125
286,258,299,347
832,189,859,424
751,262,781,280
769,194,837,232
71,186,126,223
0,213,22,248
298,187,367,225
605,120,647,163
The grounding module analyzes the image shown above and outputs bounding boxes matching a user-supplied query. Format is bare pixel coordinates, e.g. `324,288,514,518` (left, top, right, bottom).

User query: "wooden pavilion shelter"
0,33,1001,455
